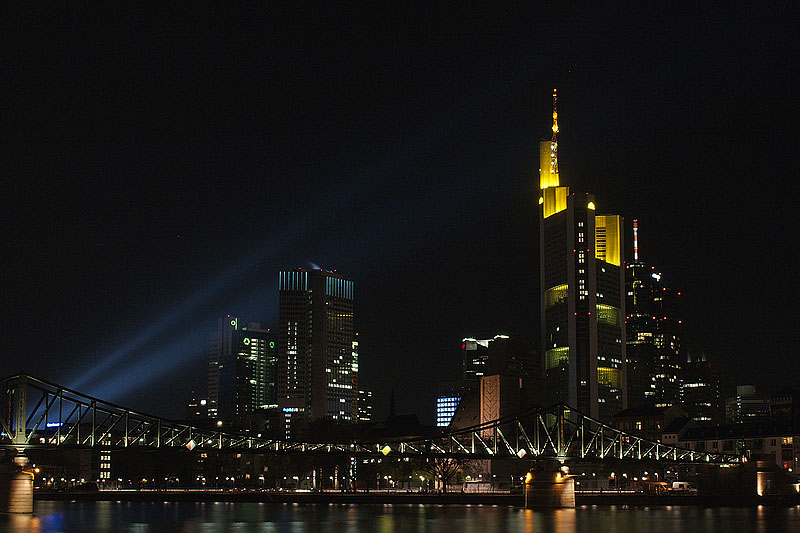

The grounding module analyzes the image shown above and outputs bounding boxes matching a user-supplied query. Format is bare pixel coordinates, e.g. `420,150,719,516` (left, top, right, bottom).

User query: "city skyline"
5,5,797,423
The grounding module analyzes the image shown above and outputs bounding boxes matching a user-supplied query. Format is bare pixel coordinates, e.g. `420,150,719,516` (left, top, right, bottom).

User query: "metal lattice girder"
381,401,742,464
1,374,742,464
0,374,285,453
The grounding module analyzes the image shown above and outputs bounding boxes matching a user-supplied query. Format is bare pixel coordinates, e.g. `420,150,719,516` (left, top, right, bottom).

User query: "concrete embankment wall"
35,491,520,506
33,491,800,507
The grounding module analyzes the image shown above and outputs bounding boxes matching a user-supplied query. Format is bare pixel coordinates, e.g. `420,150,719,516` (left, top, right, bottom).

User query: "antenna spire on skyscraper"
538,89,561,190
551,88,559,176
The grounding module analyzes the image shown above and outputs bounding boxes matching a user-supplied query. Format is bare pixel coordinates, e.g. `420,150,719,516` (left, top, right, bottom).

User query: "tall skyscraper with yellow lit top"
538,90,626,420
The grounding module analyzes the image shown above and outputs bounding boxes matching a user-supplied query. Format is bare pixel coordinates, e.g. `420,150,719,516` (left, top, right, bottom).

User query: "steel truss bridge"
1,374,741,464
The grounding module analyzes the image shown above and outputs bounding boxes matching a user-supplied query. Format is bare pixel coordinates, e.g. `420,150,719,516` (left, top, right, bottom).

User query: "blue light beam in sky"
68,82,497,396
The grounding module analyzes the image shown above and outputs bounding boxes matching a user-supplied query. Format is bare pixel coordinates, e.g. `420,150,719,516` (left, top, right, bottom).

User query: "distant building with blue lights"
436,381,473,427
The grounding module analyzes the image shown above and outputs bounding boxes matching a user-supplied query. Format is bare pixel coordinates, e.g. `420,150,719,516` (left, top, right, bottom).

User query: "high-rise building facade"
208,315,239,419
355,388,374,423
441,334,539,427
680,354,722,424
725,385,771,425
436,380,473,427
461,337,491,382
625,220,682,408
277,268,355,439
209,316,277,427
219,323,276,421
351,334,360,420
538,90,626,420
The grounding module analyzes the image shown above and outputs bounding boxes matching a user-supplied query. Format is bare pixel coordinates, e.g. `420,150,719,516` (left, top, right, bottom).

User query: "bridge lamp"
516,449,527,458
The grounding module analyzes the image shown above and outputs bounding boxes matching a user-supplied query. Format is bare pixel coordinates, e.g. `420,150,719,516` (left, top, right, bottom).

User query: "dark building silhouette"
461,337,490,382
208,315,239,419
770,387,800,430
680,353,722,425
440,335,539,428
725,385,771,425
355,388,374,423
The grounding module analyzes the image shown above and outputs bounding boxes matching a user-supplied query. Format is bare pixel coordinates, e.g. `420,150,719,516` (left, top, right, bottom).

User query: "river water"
1,502,799,532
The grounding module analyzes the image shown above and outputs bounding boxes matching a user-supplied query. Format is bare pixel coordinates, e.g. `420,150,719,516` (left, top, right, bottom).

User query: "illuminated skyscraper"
210,316,277,427
277,268,355,439
625,220,682,408
538,89,626,419
218,322,276,422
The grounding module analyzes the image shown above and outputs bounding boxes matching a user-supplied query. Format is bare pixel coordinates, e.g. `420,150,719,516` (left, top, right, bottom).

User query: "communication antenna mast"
633,219,639,261
551,88,559,177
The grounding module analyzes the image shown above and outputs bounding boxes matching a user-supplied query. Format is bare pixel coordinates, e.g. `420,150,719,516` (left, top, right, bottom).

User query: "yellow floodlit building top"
595,214,621,266
539,140,560,189
543,186,568,218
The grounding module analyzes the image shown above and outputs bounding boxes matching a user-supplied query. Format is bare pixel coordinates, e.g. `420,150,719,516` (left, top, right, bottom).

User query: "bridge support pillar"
0,452,33,514
524,462,575,508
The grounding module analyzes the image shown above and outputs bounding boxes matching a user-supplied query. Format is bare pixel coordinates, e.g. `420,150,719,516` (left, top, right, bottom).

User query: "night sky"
5,5,798,423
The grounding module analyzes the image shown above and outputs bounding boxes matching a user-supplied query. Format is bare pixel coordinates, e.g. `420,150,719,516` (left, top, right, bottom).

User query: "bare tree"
418,457,475,492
